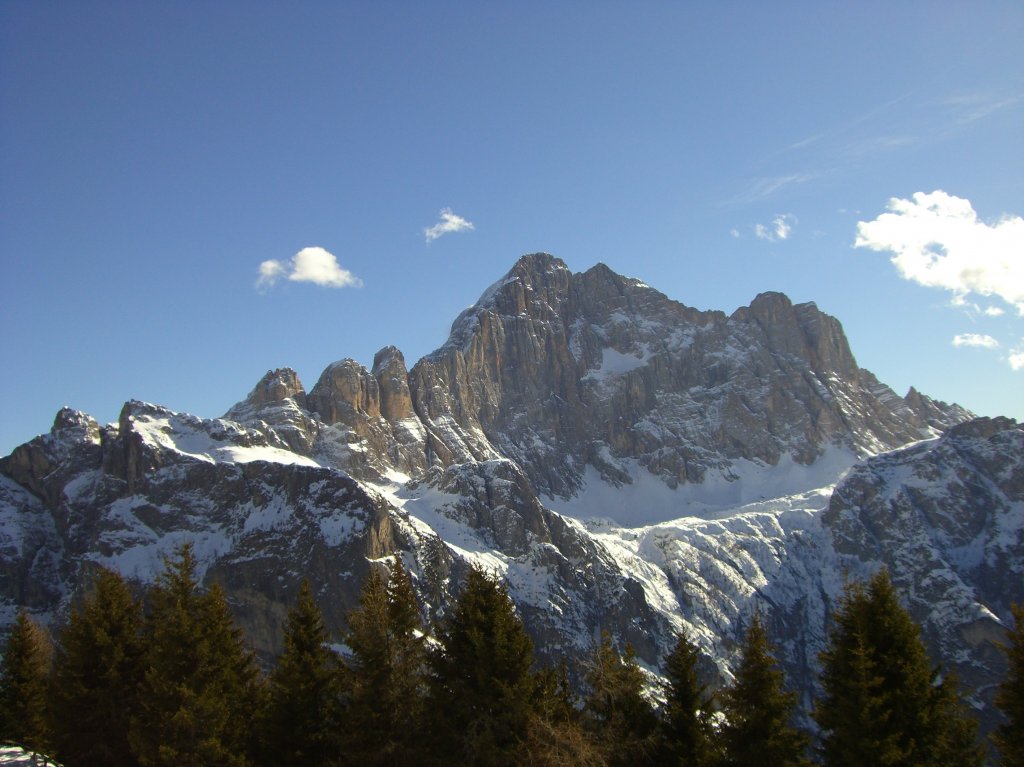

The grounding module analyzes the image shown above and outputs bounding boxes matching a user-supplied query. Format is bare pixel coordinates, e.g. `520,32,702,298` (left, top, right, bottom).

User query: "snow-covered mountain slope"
824,417,1024,706
3,254,1012,734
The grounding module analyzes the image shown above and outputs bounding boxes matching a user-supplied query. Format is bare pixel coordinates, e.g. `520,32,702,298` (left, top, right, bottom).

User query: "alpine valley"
2,253,1021,732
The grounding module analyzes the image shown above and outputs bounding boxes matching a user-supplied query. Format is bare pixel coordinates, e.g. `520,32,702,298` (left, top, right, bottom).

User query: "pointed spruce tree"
0,609,53,758
343,556,427,766
717,611,810,767
260,579,344,767
815,570,982,767
426,564,538,766
129,543,263,767
659,629,713,767
995,603,1024,767
581,631,661,767
49,566,145,767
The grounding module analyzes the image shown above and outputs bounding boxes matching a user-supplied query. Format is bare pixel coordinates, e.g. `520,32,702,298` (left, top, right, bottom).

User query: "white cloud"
985,306,1005,317
257,259,286,287
424,208,474,242
755,214,796,242
952,333,999,349
256,246,362,290
730,228,741,239
1010,350,1024,371
854,191,1024,313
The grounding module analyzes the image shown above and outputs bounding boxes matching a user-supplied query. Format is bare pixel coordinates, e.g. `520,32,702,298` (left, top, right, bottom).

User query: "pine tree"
344,556,427,766
582,631,661,767
815,570,982,767
129,543,263,767
659,629,713,767
995,603,1024,767
50,567,144,767
426,565,537,766
717,611,810,767
260,579,344,766
0,609,53,758
516,662,606,767
928,670,985,767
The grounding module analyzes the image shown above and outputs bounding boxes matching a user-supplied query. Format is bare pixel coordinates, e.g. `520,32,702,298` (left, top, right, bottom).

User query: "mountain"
1,253,1015,733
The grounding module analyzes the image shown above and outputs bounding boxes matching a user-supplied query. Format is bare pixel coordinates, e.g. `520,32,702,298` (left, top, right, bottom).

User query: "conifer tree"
343,556,427,766
928,669,985,767
815,570,982,767
717,611,810,767
582,631,660,767
0,609,53,758
50,567,144,767
516,662,606,767
260,579,344,767
995,603,1024,767
129,543,262,767
426,565,537,766
659,629,713,767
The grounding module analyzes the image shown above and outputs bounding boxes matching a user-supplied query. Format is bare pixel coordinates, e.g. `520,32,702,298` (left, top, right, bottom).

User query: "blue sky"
1,1,1022,455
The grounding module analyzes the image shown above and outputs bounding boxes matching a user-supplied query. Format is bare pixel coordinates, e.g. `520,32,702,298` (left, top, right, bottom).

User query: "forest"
1,544,1021,767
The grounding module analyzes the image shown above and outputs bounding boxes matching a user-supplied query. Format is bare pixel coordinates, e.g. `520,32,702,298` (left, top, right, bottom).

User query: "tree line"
1,544,1021,767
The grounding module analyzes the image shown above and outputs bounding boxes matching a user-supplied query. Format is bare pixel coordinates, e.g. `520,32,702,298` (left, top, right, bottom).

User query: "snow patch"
129,409,320,468
583,346,650,381
545,447,856,526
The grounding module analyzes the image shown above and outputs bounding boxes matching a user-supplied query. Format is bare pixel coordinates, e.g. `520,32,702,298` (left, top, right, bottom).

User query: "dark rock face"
403,254,962,499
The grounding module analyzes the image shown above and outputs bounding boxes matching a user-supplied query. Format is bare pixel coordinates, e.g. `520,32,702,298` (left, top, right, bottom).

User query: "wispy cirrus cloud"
424,208,474,243
732,173,819,204
940,91,1023,125
256,247,362,290
736,90,1021,207
854,190,1024,314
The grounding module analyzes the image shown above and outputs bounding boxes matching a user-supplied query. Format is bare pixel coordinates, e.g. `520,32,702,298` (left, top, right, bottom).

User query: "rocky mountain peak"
372,346,414,423
484,252,572,319
307,359,381,424
401,258,974,507
52,406,102,440
904,386,977,434
224,370,319,455
244,368,306,409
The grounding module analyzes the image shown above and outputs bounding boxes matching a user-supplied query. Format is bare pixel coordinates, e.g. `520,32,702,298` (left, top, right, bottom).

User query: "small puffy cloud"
256,247,362,290
755,214,796,242
985,306,1005,317
424,208,474,242
258,259,286,286
854,191,1024,313
952,333,999,349
1010,350,1024,371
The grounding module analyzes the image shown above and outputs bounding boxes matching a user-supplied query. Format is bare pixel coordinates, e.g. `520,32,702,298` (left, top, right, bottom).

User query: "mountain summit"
222,253,969,519
1,254,1014,734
